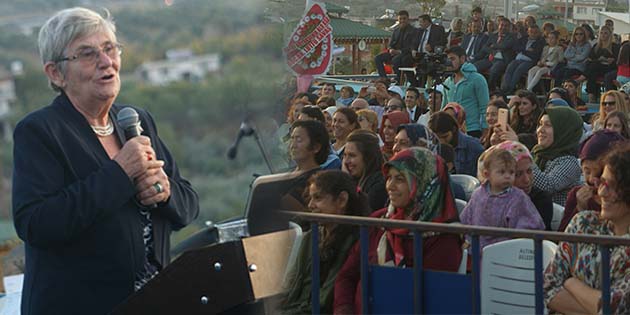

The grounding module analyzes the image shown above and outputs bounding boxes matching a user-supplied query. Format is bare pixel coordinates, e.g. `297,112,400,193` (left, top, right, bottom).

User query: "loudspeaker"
112,229,296,314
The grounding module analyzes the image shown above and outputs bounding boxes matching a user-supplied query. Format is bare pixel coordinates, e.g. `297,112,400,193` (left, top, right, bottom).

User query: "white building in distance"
136,50,221,86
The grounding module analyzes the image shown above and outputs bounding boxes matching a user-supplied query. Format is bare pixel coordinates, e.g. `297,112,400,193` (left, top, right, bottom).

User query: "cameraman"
442,46,490,138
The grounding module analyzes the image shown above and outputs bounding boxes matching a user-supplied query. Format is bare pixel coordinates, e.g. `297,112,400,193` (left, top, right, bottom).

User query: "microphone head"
117,107,141,139
227,146,238,160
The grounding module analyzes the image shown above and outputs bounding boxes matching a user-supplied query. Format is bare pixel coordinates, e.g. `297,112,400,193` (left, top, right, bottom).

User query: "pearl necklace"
91,119,114,137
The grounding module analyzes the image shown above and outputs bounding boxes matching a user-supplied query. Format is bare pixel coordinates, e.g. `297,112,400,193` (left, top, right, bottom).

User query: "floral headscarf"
397,123,442,154
443,102,467,133
381,147,459,265
383,147,459,223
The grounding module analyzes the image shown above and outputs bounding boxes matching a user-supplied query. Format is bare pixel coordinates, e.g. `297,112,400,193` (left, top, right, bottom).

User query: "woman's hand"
575,185,595,211
135,164,171,206
499,124,519,142
490,125,503,146
113,136,161,179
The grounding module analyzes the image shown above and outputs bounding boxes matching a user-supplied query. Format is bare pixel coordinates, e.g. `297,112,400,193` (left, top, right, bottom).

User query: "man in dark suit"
473,17,516,90
413,14,447,87
461,20,488,63
416,14,447,54
404,87,426,122
375,10,419,84
500,24,546,95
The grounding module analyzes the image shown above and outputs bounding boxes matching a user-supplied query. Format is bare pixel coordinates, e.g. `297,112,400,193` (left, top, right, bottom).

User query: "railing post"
360,226,370,314
600,245,611,315
471,235,481,315
311,223,320,315
534,237,544,315
413,231,424,314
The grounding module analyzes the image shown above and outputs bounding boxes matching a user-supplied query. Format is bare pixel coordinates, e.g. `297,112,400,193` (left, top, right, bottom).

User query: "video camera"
414,46,453,78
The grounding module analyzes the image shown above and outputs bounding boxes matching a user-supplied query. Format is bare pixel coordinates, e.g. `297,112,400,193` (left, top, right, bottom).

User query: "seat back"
450,174,480,201
550,203,564,231
481,238,557,314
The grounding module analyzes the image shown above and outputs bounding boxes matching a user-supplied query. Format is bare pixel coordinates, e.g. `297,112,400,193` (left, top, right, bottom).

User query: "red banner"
284,2,333,76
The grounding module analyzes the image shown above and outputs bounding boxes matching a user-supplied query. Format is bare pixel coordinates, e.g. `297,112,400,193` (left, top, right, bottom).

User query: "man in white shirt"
405,87,426,122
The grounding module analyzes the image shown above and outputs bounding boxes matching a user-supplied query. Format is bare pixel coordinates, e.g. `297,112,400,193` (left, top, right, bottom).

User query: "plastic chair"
481,238,558,315
281,222,304,283
551,203,565,231
458,248,468,274
450,174,481,201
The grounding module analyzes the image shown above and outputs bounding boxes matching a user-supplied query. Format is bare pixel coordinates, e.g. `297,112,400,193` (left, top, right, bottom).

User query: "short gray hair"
38,7,117,92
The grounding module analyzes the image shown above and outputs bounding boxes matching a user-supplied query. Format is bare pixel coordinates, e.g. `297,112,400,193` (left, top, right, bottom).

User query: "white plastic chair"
282,222,304,283
550,203,564,231
481,238,558,315
455,198,467,216
450,174,481,201
458,248,468,274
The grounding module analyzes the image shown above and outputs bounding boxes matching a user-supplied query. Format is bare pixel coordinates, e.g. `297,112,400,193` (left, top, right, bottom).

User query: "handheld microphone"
227,121,254,160
117,107,142,140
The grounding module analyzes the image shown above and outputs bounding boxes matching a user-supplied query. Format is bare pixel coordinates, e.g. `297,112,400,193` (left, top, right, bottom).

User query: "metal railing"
283,211,630,315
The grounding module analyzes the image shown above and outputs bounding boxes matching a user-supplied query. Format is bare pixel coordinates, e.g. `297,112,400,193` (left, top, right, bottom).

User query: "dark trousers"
467,130,482,138
474,58,507,91
604,69,618,91
501,60,534,95
375,52,415,84
585,62,616,97
551,63,583,82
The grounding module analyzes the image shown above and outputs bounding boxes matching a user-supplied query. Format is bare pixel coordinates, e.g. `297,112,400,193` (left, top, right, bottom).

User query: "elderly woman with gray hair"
12,7,199,315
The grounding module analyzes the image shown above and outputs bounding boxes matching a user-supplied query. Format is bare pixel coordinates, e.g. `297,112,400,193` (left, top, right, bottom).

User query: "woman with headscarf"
443,102,467,133
531,107,584,206
557,130,627,231
379,111,410,160
334,148,462,314
392,123,441,155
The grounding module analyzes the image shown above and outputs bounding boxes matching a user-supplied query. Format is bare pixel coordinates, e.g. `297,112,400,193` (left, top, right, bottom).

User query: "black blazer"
389,25,420,55
479,31,517,62
12,93,200,315
461,32,489,61
418,24,447,51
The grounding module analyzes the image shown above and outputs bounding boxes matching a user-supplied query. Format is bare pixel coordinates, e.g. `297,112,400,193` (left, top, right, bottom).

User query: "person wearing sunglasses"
551,26,592,83
12,8,200,315
591,90,630,131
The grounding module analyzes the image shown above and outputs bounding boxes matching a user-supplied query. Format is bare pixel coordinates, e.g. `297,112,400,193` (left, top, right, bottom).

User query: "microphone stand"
252,128,276,174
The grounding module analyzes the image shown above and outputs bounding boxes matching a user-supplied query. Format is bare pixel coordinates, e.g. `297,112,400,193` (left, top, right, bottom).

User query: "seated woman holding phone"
492,90,543,149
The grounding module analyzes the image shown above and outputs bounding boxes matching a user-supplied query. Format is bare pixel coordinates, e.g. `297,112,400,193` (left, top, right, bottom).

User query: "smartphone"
498,108,509,131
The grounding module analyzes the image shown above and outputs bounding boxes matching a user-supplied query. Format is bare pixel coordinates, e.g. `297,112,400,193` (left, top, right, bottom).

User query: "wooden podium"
112,229,297,314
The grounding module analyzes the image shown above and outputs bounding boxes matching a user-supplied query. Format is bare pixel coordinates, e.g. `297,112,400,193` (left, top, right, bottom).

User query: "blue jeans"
501,59,534,95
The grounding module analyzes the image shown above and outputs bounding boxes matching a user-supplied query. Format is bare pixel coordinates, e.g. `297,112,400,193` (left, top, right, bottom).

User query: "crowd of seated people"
274,7,630,313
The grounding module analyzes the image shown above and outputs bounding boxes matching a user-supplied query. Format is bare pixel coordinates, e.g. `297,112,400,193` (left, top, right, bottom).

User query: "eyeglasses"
602,101,617,107
56,42,123,64
575,33,584,35
385,106,402,111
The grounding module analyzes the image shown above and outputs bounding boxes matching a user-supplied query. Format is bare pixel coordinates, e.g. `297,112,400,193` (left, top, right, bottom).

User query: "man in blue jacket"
442,46,490,138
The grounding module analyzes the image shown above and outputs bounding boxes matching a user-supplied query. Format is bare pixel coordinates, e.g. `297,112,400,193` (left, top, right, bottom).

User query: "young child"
526,30,564,92
460,147,545,249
